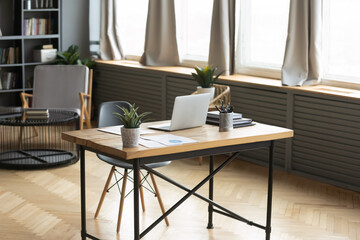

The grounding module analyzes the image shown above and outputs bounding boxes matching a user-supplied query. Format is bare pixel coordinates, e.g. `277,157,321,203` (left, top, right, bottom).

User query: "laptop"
149,93,211,131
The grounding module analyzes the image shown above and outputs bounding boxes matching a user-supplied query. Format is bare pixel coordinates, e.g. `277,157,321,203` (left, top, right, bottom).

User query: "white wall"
61,0,89,58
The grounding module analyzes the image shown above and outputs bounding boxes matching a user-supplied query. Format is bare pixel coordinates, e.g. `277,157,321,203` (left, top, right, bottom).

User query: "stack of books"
25,108,49,119
206,111,254,128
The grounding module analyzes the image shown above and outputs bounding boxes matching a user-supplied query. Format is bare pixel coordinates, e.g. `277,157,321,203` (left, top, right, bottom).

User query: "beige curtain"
281,0,322,86
99,0,124,60
140,0,179,66
208,0,235,75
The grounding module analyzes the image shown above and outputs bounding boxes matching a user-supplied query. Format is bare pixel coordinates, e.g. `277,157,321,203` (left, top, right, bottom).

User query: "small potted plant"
113,104,151,148
192,65,223,99
216,100,234,132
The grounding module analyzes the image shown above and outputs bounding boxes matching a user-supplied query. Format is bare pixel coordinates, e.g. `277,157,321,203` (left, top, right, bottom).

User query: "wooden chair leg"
149,172,169,226
117,169,128,233
139,171,146,212
198,156,203,165
94,166,116,218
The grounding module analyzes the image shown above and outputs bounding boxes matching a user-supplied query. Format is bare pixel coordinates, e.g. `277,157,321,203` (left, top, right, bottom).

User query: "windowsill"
95,60,360,100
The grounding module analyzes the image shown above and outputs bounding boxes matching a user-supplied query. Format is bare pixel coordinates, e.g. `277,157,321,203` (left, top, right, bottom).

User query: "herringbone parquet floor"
0,152,359,240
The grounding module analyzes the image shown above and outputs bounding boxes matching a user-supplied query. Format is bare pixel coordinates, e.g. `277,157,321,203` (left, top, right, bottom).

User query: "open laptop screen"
149,93,211,131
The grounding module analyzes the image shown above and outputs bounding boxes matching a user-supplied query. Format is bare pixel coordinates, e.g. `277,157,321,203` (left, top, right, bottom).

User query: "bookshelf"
0,0,61,106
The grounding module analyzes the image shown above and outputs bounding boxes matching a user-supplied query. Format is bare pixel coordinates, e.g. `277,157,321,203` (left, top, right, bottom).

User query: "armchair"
20,65,93,130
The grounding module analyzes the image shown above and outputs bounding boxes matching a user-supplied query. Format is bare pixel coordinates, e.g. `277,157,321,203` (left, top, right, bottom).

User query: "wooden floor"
0,152,359,240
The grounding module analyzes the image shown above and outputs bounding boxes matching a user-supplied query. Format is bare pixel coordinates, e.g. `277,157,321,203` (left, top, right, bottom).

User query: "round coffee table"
0,108,79,169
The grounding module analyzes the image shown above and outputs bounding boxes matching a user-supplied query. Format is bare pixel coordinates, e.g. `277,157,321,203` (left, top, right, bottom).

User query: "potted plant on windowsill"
114,104,151,148
54,45,95,68
192,65,223,99
216,100,234,132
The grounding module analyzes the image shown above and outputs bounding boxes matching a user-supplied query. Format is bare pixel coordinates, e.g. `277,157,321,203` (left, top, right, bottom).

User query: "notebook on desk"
149,93,211,131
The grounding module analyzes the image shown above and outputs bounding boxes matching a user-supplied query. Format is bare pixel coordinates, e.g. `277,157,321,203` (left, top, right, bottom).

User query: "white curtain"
139,0,180,66
99,0,124,60
281,0,322,86
208,0,235,75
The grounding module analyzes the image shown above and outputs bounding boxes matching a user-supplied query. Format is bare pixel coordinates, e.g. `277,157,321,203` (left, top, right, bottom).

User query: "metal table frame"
79,140,275,240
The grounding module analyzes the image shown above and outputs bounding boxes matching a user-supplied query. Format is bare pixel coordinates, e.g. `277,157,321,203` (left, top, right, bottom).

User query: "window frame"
235,0,288,80
321,0,360,87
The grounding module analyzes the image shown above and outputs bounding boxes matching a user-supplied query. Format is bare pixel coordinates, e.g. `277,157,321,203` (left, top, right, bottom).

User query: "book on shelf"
25,108,49,115
25,114,49,120
0,48,3,63
0,27,2,36
36,44,53,50
7,47,14,64
1,48,7,64
24,18,54,36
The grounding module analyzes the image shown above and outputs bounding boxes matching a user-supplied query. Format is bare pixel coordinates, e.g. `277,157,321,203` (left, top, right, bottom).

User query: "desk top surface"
62,121,293,160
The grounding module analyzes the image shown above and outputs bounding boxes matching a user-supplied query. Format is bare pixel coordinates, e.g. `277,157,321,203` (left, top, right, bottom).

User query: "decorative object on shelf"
216,100,234,132
36,0,53,9
24,0,31,10
191,65,223,99
113,104,151,148
54,45,95,68
33,44,56,63
0,27,2,36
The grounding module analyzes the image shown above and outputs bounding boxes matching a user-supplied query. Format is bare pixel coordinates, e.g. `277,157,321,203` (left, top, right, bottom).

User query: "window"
118,0,148,59
175,0,213,66
322,0,360,84
236,0,290,78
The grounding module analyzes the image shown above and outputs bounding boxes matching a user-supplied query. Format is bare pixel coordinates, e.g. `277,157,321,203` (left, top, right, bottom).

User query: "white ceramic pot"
197,86,215,99
121,127,140,148
219,112,233,132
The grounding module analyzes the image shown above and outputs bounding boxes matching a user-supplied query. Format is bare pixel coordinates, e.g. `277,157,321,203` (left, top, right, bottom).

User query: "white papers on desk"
98,126,156,135
138,139,165,148
141,134,198,146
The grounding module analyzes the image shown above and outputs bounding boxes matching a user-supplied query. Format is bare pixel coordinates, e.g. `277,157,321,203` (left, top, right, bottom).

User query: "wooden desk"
62,121,293,240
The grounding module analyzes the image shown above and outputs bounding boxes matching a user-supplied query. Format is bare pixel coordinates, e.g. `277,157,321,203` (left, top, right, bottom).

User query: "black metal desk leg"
207,155,214,229
265,141,275,240
80,146,87,239
133,159,140,240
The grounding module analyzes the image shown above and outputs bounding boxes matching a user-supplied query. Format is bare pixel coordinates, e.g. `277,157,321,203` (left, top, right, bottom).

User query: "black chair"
94,101,170,232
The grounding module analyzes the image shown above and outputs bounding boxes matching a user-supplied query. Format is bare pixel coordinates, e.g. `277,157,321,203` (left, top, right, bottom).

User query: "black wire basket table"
0,108,79,169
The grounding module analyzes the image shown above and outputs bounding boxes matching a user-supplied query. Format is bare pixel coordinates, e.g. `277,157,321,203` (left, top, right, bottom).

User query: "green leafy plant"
191,66,223,88
113,104,151,128
54,45,95,68
216,100,233,113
